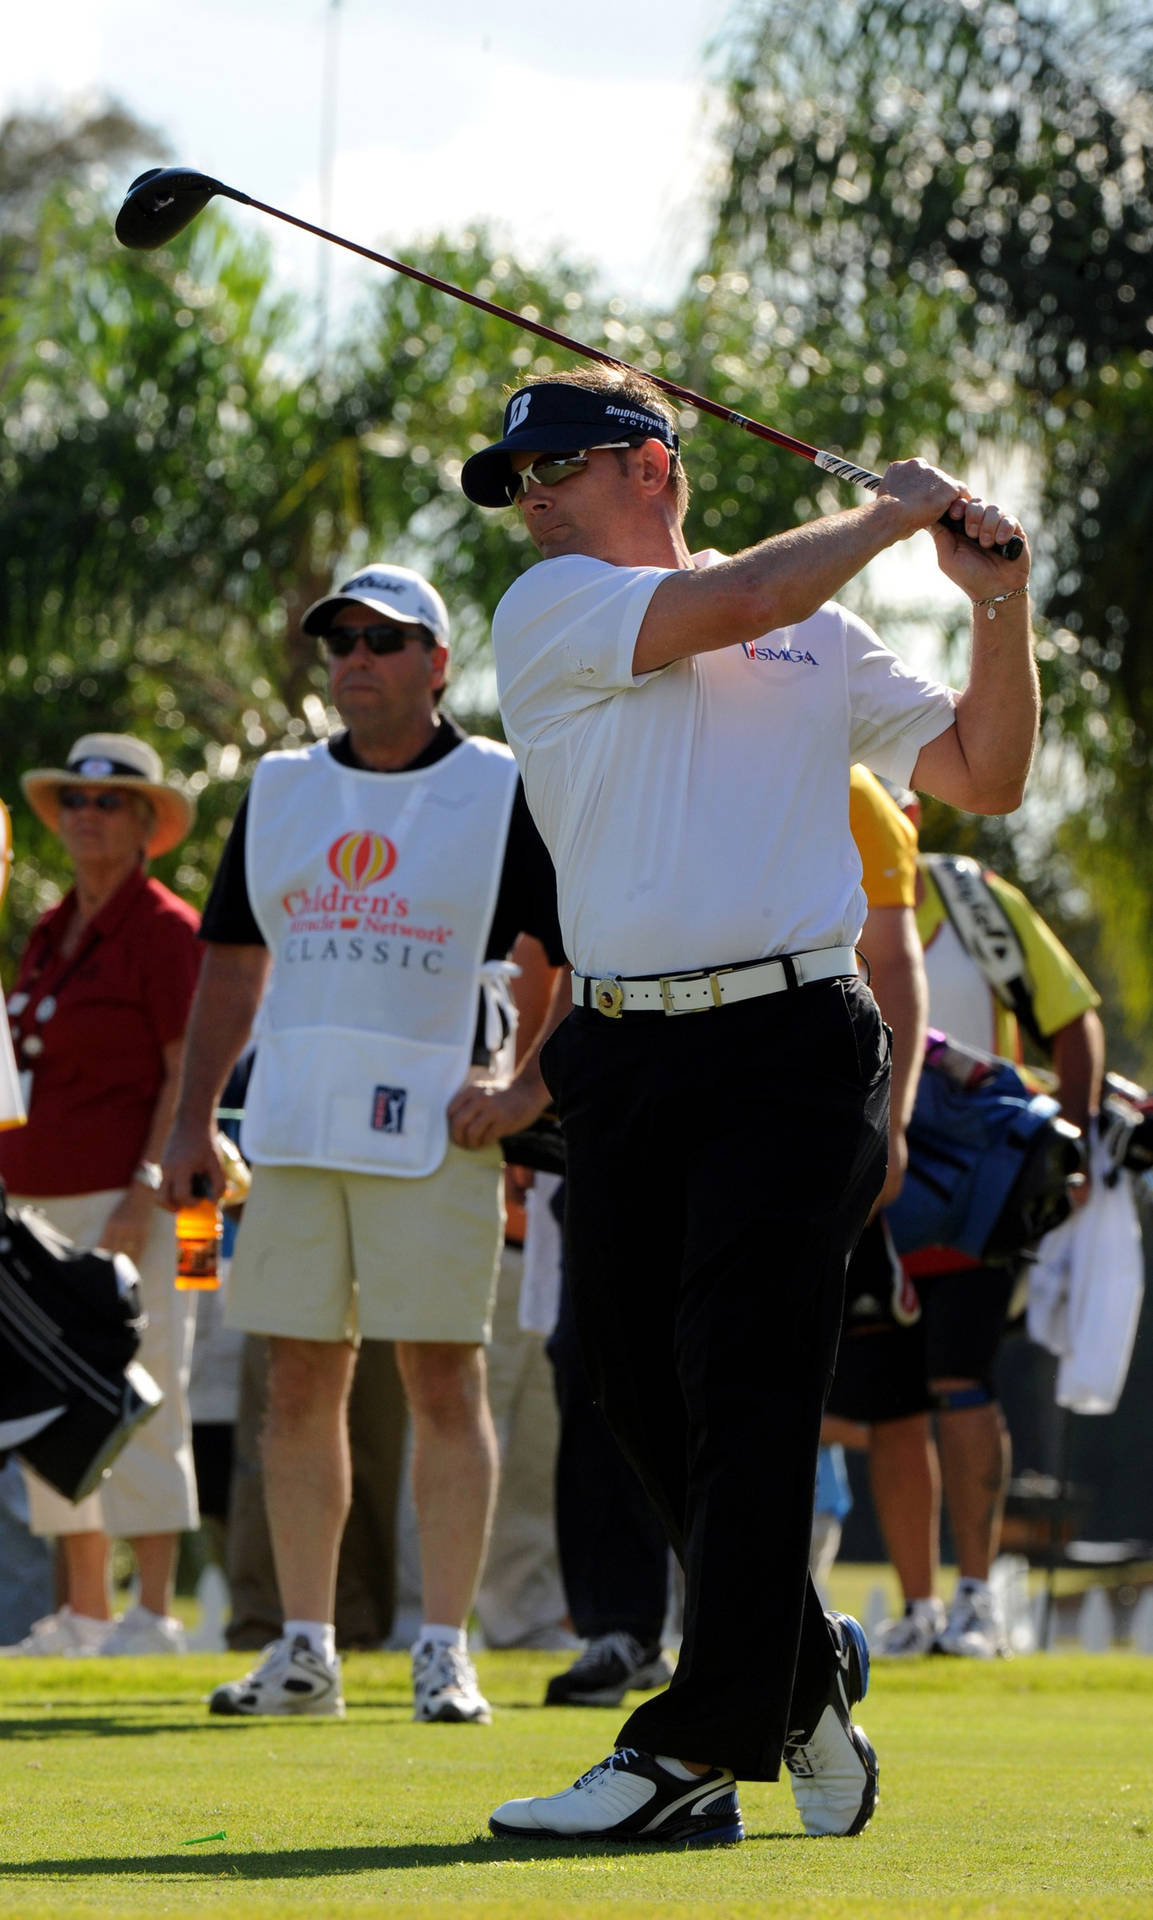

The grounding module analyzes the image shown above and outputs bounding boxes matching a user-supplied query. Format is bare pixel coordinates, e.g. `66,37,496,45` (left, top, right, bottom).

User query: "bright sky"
5,0,1027,698
5,0,731,315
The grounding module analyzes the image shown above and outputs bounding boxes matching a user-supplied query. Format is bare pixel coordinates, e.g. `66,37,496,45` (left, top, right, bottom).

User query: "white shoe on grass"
490,1747,743,1846
871,1598,947,1657
102,1603,187,1655
0,1606,112,1657
208,1634,345,1717
785,1611,879,1837
412,1639,491,1723
935,1586,1008,1659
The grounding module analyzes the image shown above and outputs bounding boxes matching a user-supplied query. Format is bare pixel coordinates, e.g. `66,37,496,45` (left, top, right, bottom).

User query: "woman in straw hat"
0,734,203,1656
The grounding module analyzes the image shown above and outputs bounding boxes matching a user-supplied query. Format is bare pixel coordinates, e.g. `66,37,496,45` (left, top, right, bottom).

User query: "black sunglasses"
321,622,430,657
60,789,131,813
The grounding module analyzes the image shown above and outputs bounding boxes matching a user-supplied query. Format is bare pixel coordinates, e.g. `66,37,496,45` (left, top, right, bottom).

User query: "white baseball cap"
301,563,450,647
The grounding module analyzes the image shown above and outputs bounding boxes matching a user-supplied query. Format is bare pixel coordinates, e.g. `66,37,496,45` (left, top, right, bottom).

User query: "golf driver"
115,167,1024,561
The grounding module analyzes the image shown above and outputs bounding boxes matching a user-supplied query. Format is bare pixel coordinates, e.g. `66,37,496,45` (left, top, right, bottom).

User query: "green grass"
1,1651,1151,1919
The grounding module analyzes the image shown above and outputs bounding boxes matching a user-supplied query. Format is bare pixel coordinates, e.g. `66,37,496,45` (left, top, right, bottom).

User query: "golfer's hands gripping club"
877,458,1030,600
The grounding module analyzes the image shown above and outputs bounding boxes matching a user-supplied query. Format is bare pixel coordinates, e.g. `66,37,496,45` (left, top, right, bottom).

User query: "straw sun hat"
21,734,195,858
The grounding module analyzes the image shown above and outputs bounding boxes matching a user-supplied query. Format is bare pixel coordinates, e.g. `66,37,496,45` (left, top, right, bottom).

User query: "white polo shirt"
492,550,957,979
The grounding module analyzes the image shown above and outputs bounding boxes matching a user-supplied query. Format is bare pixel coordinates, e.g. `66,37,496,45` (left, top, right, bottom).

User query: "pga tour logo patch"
372,1085,407,1134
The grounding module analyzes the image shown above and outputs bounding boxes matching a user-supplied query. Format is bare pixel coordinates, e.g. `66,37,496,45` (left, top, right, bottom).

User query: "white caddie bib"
241,737,518,1177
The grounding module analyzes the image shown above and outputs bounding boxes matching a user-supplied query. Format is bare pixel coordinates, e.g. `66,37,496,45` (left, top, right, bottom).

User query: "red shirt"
0,867,202,1197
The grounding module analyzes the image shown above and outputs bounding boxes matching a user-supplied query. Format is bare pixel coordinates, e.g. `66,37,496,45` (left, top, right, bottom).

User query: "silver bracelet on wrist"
972,583,1030,620
134,1160,163,1191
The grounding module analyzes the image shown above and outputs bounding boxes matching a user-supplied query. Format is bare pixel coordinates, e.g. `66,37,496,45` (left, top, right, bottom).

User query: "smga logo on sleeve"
328,831,397,887
372,1085,407,1134
741,641,820,665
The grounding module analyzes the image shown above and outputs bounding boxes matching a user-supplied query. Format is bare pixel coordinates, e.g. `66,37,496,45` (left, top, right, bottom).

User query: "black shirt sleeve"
485,781,566,966
199,791,262,945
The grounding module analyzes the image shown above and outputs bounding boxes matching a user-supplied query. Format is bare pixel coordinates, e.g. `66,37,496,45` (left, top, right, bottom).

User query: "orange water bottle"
175,1173,222,1290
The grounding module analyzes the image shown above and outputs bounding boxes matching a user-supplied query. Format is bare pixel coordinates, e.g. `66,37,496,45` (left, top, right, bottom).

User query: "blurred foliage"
3,24,1153,1075
701,0,1153,1054
0,106,609,965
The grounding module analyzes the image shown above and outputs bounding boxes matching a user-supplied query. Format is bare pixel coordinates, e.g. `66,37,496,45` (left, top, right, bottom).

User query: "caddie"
162,563,566,1725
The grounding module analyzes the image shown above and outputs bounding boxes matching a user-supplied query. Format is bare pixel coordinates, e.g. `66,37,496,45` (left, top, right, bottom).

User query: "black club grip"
939,511,1023,563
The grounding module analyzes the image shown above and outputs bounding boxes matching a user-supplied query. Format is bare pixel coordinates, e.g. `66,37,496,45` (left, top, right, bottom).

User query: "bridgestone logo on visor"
506,393,532,430
604,406,668,437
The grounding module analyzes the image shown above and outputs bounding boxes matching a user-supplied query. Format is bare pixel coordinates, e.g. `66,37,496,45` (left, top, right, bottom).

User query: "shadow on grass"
5,1832,804,1878
2,1700,543,1739
5,1716,415,1739
4,1713,224,1739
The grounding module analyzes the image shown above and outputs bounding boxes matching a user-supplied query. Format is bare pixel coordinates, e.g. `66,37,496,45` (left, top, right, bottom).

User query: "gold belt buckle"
591,976,624,1018
658,969,726,1014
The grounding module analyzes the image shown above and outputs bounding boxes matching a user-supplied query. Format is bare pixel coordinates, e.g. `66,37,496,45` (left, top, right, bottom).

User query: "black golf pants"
540,974,889,1780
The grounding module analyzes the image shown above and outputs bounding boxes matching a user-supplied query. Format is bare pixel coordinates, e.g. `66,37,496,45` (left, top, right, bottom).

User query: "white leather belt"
574,945,859,1018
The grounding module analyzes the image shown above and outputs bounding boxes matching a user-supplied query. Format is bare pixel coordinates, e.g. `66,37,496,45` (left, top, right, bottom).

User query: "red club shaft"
244,196,822,464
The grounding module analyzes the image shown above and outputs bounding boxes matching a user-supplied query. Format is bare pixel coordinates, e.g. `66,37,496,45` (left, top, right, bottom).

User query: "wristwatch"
133,1160,163,1191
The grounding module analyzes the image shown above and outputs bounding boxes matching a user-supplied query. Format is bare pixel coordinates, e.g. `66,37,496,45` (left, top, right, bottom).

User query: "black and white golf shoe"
412,1639,492,1723
490,1747,744,1847
544,1632,673,1707
207,1633,345,1718
784,1610,878,1837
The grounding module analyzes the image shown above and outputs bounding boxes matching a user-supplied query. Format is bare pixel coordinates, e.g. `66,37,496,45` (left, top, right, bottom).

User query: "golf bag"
0,1184,162,1501
887,1030,1083,1263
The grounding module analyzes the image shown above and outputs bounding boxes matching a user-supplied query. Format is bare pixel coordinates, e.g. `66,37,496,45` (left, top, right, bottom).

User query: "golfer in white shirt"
461,369,1035,1846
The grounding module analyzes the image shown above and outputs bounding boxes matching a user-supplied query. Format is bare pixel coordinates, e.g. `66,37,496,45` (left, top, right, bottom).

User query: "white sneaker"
785,1612,879,1837
412,1639,491,1724
102,1604,187,1655
490,1748,744,1846
208,1634,346,1717
871,1598,947,1657
935,1586,1008,1659
0,1606,112,1657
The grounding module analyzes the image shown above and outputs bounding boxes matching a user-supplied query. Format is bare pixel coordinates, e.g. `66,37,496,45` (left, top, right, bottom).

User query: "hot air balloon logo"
327,832,397,888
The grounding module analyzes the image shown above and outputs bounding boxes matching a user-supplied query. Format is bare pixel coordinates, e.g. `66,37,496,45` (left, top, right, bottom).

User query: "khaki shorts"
226,1145,505,1345
14,1189,199,1540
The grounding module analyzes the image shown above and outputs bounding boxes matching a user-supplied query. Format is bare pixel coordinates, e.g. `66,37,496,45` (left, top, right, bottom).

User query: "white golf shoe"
935,1585,1008,1659
490,1747,744,1846
871,1598,947,1657
411,1639,491,1723
102,1604,187,1655
208,1633,345,1717
785,1611,879,1837
0,1606,112,1657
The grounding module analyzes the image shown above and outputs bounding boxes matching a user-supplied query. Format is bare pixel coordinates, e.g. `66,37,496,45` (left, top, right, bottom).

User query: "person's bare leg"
61,1532,112,1620
932,1384,1010,1582
263,1336,358,1622
129,1533,179,1617
868,1414,941,1603
395,1340,497,1628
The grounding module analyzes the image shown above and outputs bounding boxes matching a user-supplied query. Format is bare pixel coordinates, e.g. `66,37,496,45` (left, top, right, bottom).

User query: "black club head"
114,167,247,250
